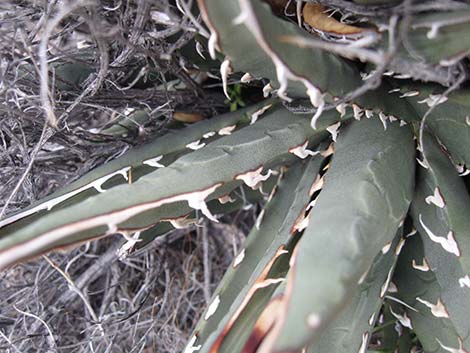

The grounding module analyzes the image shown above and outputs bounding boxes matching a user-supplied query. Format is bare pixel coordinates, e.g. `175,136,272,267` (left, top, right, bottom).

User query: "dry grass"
0,1,238,352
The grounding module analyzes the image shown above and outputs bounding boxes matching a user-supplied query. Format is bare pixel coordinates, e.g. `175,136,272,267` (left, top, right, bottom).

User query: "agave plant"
1,1,470,352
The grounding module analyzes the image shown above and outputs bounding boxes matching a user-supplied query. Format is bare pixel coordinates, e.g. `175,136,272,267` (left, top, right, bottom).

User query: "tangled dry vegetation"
0,0,244,352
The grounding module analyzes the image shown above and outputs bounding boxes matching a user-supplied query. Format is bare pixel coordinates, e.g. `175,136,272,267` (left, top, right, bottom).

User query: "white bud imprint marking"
425,187,445,208
183,335,201,353
419,215,460,256
143,155,165,168
436,338,466,353
218,125,236,135
241,72,253,83
458,275,470,288
326,122,341,142
358,332,369,353
235,167,273,189
205,295,220,320
412,258,430,271
289,141,319,159
389,307,412,329
251,104,272,124
220,59,233,100
416,297,449,318
186,140,206,150
233,249,246,267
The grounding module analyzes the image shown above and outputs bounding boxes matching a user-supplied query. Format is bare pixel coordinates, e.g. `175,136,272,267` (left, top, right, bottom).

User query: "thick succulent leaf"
0,100,275,231
189,157,325,353
390,83,470,167
405,10,470,66
0,105,340,270
410,132,470,350
271,117,415,352
197,0,419,124
393,233,466,353
306,229,404,353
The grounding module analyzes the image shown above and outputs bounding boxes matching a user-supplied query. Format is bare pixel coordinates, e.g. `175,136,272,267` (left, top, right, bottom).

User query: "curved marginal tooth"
235,167,273,189
335,102,347,117
233,248,246,267
418,94,448,107
241,72,253,83
458,275,470,288
326,121,341,142
186,139,206,150
218,124,237,135
143,155,165,168
358,332,369,353
195,41,205,59
220,59,233,100
389,307,413,329
251,104,272,124
263,83,273,98
378,112,388,130
365,109,373,119
352,104,363,120
289,141,319,159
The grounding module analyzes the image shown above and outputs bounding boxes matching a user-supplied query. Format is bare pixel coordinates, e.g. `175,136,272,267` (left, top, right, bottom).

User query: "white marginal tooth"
399,91,420,98
235,167,273,189
383,70,395,76
400,120,407,127
381,242,392,254
466,116,470,126
195,41,205,59
202,131,216,139
425,187,445,208
427,24,440,39
458,275,470,288
186,139,206,150
388,88,401,93
394,73,412,79
143,155,165,168
357,332,369,353
326,121,341,142
208,30,218,60
365,109,373,119
250,104,272,124
289,141,319,159
416,157,429,169
388,115,397,122
335,102,347,117
263,83,273,98
218,124,236,135
419,214,460,256
220,59,233,100
183,336,201,353
233,248,246,267
378,112,388,130
352,104,363,120
240,72,253,83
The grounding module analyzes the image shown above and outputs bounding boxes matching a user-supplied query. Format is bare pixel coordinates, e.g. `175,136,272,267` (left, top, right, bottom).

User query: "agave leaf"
410,132,470,350
0,101,275,232
377,302,413,353
306,229,404,353
393,233,466,353
405,10,470,66
270,117,415,352
399,83,470,167
0,105,342,270
189,156,325,353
